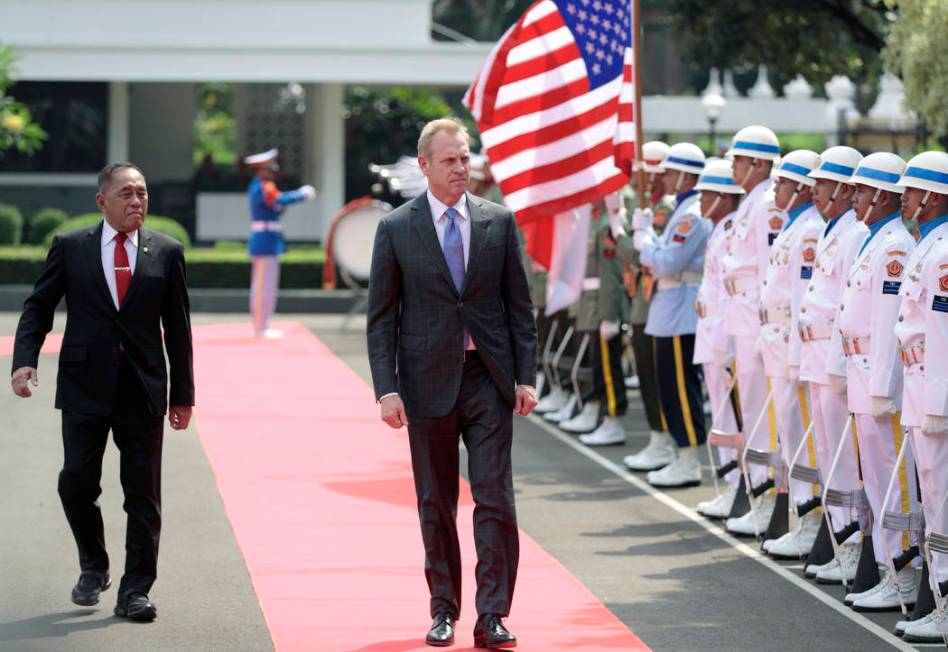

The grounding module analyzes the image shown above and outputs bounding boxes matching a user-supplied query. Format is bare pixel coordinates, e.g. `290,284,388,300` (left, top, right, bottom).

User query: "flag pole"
632,0,647,209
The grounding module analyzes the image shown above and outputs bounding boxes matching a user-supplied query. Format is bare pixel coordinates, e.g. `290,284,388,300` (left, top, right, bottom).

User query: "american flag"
463,0,637,225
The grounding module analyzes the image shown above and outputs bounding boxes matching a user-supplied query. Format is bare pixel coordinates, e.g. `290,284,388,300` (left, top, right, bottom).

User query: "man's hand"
169,405,192,430
380,394,409,429
869,396,895,419
299,184,317,201
608,208,627,240
515,385,538,417
922,415,948,437
631,207,654,231
11,366,38,398
599,320,621,341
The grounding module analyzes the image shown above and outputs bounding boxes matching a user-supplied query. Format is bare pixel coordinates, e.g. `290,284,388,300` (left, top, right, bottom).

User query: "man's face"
901,186,927,220
812,178,838,214
700,190,724,218
661,170,682,196
773,177,799,210
419,130,470,204
852,183,877,219
647,171,665,197
731,155,754,190
96,167,148,233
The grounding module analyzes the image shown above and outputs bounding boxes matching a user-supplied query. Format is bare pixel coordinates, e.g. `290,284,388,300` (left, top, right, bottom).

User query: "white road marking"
527,415,917,652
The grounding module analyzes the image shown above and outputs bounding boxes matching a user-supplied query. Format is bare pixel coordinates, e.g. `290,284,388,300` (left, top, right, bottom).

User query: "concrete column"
107,81,130,163
305,83,345,241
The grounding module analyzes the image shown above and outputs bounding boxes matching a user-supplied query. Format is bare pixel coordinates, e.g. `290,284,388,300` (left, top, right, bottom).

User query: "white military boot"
543,393,576,423
625,374,640,389
623,431,676,471
852,566,921,612
767,511,822,559
812,542,860,584
646,446,701,487
902,608,948,643
560,401,600,434
579,416,626,446
844,566,889,605
535,385,566,413
725,492,776,537
696,484,738,519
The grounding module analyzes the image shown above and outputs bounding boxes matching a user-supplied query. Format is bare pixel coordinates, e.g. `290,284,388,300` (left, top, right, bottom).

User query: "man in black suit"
367,118,538,648
10,162,194,622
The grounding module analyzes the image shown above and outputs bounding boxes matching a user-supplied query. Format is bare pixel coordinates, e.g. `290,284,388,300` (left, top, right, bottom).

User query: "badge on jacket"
887,260,904,278
941,274,948,292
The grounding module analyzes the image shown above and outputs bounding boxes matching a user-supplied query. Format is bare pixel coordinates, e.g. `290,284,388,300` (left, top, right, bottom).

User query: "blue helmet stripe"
854,166,901,184
781,162,812,177
817,161,855,177
732,140,780,154
666,155,704,169
904,166,948,184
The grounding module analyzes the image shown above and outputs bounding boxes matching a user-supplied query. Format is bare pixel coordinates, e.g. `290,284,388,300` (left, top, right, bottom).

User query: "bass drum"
323,197,393,288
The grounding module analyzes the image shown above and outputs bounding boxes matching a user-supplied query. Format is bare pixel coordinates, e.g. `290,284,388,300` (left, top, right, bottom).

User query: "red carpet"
4,323,648,651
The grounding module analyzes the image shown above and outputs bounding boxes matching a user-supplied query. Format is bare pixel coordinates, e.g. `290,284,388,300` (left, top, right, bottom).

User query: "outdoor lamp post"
701,91,726,156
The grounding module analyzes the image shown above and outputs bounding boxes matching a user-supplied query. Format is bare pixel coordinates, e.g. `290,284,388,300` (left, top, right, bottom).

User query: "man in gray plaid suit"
367,118,538,649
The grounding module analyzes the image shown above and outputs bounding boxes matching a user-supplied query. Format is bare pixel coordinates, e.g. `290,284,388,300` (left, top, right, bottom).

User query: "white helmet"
809,146,863,184
899,151,948,195
660,142,705,175
850,152,906,194
772,149,820,187
696,159,744,195
726,125,780,161
641,141,670,174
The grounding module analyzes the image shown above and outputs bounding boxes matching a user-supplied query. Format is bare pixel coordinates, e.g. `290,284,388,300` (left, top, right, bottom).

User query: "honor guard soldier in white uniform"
756,150,826,559
837,152,922,612
691,159,746,518
615,143,710,487
797,146,869,582
720,126,785,537
893,151,948,642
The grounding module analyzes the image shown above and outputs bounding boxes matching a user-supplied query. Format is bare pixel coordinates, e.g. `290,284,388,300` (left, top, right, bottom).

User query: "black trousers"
654,334,707,448
594,332,628,418
59,362,164,598
630,323,665,432
406,354,518,619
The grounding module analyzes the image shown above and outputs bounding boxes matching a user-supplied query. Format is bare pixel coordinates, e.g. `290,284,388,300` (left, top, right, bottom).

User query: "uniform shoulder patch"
677,218,695,234
887,260,904,277
769,216,784,231
941,274,948,292
803,247,816,263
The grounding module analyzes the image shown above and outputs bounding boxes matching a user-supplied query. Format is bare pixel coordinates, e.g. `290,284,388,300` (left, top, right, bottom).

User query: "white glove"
826,374,847,395
632,207,654,231
299,184,317,201
869,396,895,418
922,415,948,437
632,227,655,252
604,190,624,214
599,320,621,340
608,208,627,240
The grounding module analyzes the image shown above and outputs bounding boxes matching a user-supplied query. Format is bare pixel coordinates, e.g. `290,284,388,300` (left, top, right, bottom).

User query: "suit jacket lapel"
410,195,458,295
120,229,151,309
462,193,489,297
84,222,116,312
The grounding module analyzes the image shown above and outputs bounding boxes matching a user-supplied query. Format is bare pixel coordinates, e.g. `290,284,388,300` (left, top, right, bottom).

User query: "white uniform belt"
899,344,924,367
724,277,757,296
842,336,870,356
695,299,717,318
582,277,600,291
251,220,284,233
799,321,834,342
759,306,790,326
657,271,701,291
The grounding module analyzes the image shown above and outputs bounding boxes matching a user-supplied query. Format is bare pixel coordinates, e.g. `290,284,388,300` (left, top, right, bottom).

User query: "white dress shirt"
101,220,139,309
427,190,471,267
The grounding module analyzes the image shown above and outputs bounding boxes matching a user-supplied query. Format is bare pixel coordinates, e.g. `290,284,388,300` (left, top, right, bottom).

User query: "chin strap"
858,187,883,222
910,190,932,223
777,181,805,212
706,195,721,219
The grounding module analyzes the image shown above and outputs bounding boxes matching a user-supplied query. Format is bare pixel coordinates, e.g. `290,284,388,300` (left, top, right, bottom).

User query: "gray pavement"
0,312,934,651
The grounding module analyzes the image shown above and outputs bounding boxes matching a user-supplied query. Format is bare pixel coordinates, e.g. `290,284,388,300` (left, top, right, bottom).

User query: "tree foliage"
665,0,892,91
0,45,46,158
884,0,948,138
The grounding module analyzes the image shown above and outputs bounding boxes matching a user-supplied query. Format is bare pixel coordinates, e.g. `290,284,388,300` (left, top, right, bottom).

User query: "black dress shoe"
114,592,157,622
425,612,456,647
71,571,111,606
473,614,516,649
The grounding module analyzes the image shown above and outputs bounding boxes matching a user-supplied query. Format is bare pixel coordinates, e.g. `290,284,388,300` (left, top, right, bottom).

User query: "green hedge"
26,207,68,245
0,204,24,246
45,214,192,248
0,246,324,289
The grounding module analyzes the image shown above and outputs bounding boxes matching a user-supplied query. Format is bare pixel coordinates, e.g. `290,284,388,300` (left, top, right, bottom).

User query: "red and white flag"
463,0,637,269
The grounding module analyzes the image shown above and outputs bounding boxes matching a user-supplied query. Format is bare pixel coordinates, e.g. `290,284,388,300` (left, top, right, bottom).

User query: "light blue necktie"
443,208,470,348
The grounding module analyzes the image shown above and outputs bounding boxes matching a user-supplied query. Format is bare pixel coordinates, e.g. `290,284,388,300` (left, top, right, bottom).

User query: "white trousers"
909,427,948,585
703,361,741,487
733,336,771,488
854,412,919,566
809,381,861,544
250,255,280,333
770,376,816,507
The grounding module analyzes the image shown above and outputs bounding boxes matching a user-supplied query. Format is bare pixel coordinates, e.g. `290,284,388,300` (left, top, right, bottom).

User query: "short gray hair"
97,162,145,192
417,118,469,159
